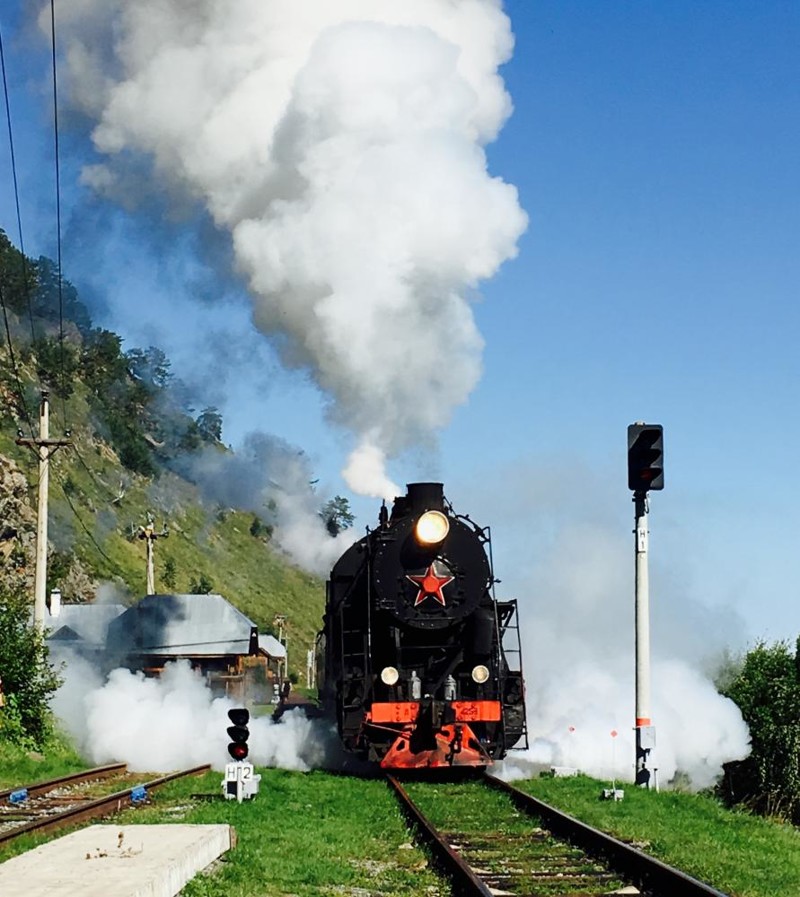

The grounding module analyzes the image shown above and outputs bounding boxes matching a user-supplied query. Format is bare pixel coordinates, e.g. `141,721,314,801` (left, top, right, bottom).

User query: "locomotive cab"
322,482,528,770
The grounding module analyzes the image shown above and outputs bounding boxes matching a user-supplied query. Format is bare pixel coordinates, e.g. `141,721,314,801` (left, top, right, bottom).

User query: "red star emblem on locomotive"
406,562,455,606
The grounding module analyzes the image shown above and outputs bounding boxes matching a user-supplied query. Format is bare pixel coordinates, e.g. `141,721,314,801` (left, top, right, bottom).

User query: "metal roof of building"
259,633,287,659
45,604,127,646
105,593,285,659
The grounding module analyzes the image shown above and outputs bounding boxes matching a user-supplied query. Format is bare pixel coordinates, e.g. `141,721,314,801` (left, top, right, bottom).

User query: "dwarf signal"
222,707,260,802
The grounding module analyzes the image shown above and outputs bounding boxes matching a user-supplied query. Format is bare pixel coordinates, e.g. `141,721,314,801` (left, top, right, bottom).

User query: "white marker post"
634,490,655,786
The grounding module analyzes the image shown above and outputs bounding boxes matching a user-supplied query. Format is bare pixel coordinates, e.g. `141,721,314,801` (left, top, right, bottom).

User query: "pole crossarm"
16,437,72,450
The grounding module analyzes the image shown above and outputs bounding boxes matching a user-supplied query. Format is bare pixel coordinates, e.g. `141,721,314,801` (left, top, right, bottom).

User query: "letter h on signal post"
627,423,664,789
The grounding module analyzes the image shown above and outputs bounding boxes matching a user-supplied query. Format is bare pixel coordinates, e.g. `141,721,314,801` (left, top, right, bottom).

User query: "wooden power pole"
16,390,71,630
137,513,169,595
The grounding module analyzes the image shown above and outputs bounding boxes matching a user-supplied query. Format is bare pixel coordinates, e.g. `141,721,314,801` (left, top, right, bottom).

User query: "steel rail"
0,763,127,802
484,773,731,897
0,764,210,846
385,774,493,897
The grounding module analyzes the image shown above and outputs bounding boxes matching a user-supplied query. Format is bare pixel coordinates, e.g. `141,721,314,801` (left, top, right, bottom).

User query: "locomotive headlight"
471,664,490,684
415,510,450,545
380,666,400,686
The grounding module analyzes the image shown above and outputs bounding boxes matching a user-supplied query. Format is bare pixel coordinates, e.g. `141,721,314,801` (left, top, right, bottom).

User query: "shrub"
720,639,800,821
0,584,62,747
189,574,214,594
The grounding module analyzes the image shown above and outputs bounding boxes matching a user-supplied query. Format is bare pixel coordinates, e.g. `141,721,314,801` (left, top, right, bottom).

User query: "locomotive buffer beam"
378,700,492,770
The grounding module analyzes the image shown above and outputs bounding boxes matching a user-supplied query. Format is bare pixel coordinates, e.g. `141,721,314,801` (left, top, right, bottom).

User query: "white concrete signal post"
627,422,664,789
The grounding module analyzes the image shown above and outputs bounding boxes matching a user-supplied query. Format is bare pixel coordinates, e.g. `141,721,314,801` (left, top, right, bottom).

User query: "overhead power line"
0,22,35,432
47,0,69,429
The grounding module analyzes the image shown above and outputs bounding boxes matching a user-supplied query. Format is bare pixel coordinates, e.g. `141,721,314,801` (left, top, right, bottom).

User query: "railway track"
0,763,211,847
387,772,731,897
0,763,127,803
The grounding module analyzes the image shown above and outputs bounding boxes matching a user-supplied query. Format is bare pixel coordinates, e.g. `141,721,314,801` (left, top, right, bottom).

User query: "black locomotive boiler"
318,482,527,770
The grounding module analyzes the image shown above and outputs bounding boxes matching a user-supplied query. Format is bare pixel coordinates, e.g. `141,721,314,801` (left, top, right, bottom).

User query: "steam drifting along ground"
43,0,528,497
50,464,752,784
464,460,751,789
53,656,340,773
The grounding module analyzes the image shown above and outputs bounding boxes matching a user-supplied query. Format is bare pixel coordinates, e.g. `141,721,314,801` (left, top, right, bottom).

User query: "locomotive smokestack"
405,483,445,514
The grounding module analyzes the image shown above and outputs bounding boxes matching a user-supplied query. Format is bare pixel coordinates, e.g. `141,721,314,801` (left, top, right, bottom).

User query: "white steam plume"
173,433,358,574
45,1,527,496
54,658,338,773
465,461,751,789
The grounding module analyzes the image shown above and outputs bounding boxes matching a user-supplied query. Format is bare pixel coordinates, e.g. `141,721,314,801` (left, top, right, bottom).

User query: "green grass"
115,769,444,897
3,748,800,897
0,730,85,790
518,773,800,897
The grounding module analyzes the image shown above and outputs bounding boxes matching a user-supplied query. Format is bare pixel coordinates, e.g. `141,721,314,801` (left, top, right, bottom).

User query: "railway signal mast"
627,422,664,789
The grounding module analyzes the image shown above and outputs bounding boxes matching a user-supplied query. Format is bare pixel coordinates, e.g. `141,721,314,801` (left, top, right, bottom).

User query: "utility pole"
137,513,169,594
306,648,316,689
16,390,71,630
274,614,288,682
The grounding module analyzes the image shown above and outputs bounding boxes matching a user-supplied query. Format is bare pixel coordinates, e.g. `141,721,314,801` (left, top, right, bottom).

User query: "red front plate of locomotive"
369,700,502,724
366,701,501,769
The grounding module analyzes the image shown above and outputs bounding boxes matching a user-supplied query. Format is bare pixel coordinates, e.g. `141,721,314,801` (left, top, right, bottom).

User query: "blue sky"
1,2,799,649
454,2,800,647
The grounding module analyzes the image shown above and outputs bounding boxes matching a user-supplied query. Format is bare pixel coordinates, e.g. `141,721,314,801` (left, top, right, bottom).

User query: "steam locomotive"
318,482,527,770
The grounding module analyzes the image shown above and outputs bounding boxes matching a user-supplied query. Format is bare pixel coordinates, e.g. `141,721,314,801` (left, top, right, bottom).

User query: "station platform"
0,823,233,896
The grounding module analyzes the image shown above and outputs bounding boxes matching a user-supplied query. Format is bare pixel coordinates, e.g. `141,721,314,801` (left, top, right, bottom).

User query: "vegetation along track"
0,763,210,846
386,772,731,897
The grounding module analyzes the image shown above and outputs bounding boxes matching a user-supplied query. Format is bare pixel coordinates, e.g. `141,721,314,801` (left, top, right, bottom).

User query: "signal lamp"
415,510,450,545
471,664,490,684
380,666,400,686
627,423,664,492
227,707,250,761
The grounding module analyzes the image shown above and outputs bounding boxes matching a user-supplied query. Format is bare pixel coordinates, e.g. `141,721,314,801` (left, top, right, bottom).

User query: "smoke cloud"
54,657,338,773
462,460,751,788
43,0,527,496
172,432,357,574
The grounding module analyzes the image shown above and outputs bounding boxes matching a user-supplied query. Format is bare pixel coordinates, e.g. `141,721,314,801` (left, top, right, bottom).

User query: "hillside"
0,231,327,673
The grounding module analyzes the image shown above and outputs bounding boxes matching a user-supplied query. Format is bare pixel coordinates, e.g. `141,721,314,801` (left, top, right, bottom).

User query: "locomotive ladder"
497,600,523,673
340,626,369,711
497,599,529,750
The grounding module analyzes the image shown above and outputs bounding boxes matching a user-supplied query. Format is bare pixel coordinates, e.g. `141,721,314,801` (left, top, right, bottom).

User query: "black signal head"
228,708,250,726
